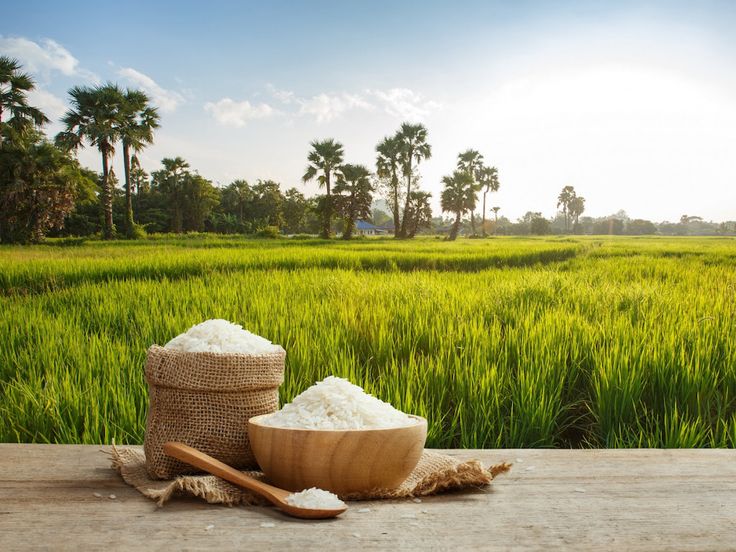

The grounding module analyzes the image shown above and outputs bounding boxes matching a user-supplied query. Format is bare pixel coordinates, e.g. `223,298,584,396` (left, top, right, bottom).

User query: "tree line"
2,56,734,243
1,56,502,242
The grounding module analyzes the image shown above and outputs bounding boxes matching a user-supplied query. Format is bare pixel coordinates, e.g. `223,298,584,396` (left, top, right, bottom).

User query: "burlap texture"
111,445,511,506
143,345,285,480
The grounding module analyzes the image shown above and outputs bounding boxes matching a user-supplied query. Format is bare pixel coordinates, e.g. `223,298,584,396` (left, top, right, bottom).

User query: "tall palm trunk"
343,212,354,240
391,171,400,238
342,220,354,240
122,142,134,238
482,190,488,237
449,211,461,241
407,216,419,238
321,173,331,239
400,158,412,238
342,190,355,240
100,145,114,240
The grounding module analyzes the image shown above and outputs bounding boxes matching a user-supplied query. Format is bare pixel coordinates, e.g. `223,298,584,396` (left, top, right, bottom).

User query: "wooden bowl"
248,414,427,495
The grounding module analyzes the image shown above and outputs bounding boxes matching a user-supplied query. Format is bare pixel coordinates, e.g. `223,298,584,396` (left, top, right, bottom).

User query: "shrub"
256,225,281,239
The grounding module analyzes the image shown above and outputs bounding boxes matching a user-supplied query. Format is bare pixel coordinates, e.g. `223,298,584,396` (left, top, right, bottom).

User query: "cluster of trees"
62,122,439,241
1,56,162,243
299,122,438,240
1,55,480,244
60,157,326,237
439,150,500,240
56,83,160,239
0,57,96,243
0,57,324,242
556,185,586,232
487,209,736,236
373,124,434,238
501,184,587,236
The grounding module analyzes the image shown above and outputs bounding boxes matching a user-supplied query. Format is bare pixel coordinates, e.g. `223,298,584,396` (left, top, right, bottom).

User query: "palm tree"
557,185,576,233
334,163,373,240
440,170,475,241
56,84,123,239
118,89,160,238
152,157,190,233
568,196,586,233
0,56,49,141
375,135,402,237
479,166,500,236
491,206,501,234
221,179,253,228
456,149,484,235
396,123,431,238
302,139,344,238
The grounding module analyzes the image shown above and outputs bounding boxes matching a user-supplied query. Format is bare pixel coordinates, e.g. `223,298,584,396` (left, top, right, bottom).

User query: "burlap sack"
111,445,512,505
143,345,285,479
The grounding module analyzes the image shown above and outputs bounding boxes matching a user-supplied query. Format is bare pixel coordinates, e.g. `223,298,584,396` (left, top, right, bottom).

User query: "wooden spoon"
162,442,347,519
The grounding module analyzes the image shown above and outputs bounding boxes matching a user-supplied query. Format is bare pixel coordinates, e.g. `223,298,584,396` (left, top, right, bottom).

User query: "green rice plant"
0,236,734,448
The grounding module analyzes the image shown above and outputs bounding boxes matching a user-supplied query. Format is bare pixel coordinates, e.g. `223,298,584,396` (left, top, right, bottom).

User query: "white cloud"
0,36,98,81
297,92,373,123
204,98,275,127
118,67,185,113
26,88,67,120
266,84,296,104
367,88,441,121
265,86,439,122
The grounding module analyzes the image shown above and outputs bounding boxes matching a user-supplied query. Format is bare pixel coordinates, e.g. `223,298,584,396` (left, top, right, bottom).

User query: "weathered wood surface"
1,445,735,551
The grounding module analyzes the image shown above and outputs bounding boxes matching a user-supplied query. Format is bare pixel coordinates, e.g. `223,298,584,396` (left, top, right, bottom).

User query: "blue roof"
356,220,377,230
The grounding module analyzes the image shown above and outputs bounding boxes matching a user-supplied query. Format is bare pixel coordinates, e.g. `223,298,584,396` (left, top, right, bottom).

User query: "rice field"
1,235,735,448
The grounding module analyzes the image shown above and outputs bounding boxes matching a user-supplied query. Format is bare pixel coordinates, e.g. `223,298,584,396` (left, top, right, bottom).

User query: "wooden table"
1,445,734,550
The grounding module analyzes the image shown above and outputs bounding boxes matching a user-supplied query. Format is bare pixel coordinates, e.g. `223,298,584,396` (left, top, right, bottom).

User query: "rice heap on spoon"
285,487,346,509
260,376,415,429
164,319,283,354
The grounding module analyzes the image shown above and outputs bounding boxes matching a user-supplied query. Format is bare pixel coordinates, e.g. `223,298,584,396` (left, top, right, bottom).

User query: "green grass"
1,235,735,448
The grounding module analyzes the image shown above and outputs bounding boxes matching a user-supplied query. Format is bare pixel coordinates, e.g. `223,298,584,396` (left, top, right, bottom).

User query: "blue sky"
4,0,736,221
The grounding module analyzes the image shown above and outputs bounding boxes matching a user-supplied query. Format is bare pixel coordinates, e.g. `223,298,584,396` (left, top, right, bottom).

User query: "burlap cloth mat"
110,445,511,506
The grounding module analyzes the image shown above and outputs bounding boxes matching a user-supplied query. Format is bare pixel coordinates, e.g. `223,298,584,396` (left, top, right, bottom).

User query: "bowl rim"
248,413,427,432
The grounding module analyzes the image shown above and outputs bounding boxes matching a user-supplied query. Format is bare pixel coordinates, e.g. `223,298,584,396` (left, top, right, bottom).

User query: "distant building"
355,220,391,236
